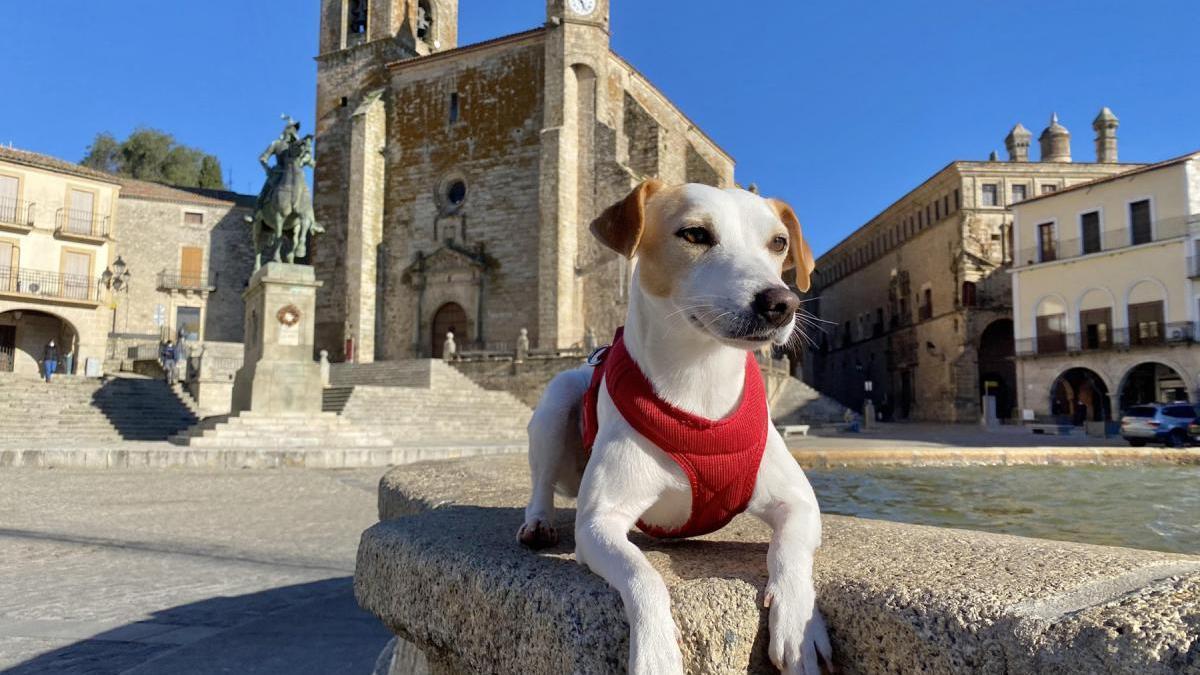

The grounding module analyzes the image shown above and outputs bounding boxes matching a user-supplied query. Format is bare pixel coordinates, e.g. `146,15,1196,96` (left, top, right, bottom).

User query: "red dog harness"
581,328,768,539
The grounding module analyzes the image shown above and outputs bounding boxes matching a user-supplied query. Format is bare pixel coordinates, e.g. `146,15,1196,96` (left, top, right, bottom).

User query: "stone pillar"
345,90,387,363
232,263,324,415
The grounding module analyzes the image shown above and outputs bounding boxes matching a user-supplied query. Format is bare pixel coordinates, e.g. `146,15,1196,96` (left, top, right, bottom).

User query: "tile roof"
118,178,256,208
0,145,122,184
0,144,255,207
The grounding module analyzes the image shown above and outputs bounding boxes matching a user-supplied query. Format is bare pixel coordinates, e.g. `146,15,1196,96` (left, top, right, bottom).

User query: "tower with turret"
1093,107,1119,163
1004,123,1032,162
1038,113,1072,162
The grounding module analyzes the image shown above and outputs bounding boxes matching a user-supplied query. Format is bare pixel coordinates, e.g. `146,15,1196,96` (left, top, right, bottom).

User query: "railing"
0,198,35,228
0,265,103,302
55,208,109,238
1014,215,1196,267
0,343,13,372
157,270,217,292
1015,322,1195,356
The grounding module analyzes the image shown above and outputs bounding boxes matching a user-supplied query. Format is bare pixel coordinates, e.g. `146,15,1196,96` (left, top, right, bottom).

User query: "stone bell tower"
538,0,613,349
313,0,459,361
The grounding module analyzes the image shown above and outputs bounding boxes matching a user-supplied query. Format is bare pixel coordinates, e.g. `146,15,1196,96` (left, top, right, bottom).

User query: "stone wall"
450,354,585,408
112,193,253,344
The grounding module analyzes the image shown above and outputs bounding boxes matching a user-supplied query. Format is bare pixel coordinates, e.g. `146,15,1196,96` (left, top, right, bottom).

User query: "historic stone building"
0,146,121,377
312,0,734,361
803,111,1141,422
0,145,256,377
1010,150,1200,424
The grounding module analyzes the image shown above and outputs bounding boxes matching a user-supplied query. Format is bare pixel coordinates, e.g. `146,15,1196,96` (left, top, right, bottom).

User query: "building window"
449,92,460,124
954,188,960,210
180,246,204,288
416,0,433,41
1130,199,1152,245
66,189,96,235
183,212,203,226
1036,312,1067,354
348,0,368,35
1041,184,1058,195
1128,300,1164,345
961,281,977,307
873,308,884,337
942,195,949,216
1081,211,1101,254
919,287,933,320
935,200,941,221
981,183,998,207
1011,184,1027,204
1079,307,1111,350
0,175,18,224
842,321,851,347
926,205,932,224
1037,222,1056,262
61,250,93,300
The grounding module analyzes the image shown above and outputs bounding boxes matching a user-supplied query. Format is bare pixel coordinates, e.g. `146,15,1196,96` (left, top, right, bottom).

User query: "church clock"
567,0,597,16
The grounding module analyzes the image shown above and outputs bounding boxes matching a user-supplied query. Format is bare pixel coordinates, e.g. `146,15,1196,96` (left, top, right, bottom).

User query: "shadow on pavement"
4,577,391,675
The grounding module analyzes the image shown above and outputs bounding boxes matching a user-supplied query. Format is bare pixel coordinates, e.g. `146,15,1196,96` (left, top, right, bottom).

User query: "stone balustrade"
355,455,1200,674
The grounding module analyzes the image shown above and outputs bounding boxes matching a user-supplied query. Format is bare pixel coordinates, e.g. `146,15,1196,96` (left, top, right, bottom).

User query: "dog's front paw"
764,581,833,674
517,517,559,549
629,620,684,675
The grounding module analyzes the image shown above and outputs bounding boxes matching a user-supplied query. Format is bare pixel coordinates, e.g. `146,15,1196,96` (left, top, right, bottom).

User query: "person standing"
161,340,177,385
42,340,59,383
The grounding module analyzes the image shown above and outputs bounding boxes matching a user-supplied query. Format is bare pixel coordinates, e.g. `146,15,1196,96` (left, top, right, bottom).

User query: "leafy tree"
80,133,121,173
80,128,226,190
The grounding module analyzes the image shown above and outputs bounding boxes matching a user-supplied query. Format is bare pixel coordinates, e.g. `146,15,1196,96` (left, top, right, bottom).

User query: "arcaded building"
312,0,734,361
803,112,1140,422
1010,150,1200,422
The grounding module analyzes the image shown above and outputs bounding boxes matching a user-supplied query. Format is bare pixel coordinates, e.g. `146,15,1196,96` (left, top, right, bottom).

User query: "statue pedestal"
232,263,324,416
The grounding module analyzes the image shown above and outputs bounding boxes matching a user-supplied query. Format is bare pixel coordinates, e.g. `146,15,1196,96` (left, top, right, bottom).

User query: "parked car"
1120,403,1198,447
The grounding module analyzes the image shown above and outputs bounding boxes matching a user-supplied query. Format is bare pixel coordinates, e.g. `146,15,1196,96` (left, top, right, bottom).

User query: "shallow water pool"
807,465,1200,554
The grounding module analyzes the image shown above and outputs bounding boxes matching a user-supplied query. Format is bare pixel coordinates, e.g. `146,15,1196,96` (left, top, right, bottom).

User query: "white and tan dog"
519,180,831,674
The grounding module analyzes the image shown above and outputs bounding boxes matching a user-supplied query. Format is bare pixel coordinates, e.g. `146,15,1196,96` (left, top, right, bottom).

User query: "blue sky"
2,1,1197,256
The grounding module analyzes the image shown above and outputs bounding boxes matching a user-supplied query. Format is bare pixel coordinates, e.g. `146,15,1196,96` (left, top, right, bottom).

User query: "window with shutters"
1130,199,1152,245
1081,211,1101,254
1038,222,1056,262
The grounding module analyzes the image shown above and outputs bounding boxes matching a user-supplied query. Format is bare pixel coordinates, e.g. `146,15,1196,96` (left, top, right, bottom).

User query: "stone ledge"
356,455,1200,674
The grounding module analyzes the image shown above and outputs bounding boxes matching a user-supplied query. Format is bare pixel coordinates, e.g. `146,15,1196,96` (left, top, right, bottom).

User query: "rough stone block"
356,455,1200,674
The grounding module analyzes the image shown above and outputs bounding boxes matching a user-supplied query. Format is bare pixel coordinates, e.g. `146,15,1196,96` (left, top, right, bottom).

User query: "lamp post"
101,255,131,336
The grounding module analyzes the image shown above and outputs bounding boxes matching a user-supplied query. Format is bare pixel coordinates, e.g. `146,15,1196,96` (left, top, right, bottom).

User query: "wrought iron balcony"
0,197,35,229
1015,322,1195,357
1014,215,1197,268
55,208,110,239
0,265,103,303
157,270,216,292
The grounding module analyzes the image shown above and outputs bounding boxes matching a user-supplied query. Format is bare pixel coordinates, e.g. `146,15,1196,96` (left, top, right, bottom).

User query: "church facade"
313,0,734,361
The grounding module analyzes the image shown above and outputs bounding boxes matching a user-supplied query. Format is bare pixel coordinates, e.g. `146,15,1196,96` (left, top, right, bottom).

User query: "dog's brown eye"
769,235,788,254
676,226,715,247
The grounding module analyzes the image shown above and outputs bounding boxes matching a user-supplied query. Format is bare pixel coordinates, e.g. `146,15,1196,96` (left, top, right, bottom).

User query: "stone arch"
1075,286,1116,315
431,302,468,359
1033,293,1070,332
1118,360,1191,411
0,308,80,376
1125,277,1170,319
977,319,1015,419
1049,366,1112,423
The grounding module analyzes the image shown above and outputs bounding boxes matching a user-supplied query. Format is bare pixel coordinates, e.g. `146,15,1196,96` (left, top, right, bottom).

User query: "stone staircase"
0,374,200,443
169,412,394,450
326,360,532,444
768,375,853,426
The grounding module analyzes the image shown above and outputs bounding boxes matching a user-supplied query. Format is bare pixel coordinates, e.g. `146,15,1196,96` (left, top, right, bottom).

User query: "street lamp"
101,255,131,334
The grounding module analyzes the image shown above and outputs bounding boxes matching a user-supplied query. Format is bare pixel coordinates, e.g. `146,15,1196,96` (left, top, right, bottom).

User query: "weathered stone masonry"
313,0,734,362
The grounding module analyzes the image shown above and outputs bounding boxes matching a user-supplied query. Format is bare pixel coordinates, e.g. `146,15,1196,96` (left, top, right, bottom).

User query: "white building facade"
1010,151,1200,422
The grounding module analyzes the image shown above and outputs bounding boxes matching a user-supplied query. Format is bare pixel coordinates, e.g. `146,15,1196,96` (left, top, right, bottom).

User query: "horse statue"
246,116,325,270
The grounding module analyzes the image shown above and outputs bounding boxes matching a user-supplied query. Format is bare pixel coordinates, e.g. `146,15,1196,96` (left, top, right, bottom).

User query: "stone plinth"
232,263,323,416
355,455,1200,674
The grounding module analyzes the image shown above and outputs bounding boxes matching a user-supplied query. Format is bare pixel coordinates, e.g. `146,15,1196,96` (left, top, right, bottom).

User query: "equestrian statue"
246,115,325,269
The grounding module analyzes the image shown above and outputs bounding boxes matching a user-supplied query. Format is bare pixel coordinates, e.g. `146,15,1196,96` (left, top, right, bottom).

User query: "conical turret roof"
1040,113,1069,140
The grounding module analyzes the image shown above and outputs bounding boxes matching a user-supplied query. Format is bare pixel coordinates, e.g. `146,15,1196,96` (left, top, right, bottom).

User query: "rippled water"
807,466,1200,554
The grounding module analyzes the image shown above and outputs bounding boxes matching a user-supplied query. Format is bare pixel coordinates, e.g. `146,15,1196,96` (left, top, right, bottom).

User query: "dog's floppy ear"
767,198,816,292
590,179,665,258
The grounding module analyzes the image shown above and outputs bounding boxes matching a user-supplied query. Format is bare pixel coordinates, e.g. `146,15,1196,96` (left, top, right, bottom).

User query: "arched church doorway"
0,309,79,376
1050,367,1110,424
431,302,468,359
977,319,1016,419
1119,362,1188,412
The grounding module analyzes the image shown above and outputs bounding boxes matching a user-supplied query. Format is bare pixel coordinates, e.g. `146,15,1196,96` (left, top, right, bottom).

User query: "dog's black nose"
752,287,800,327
